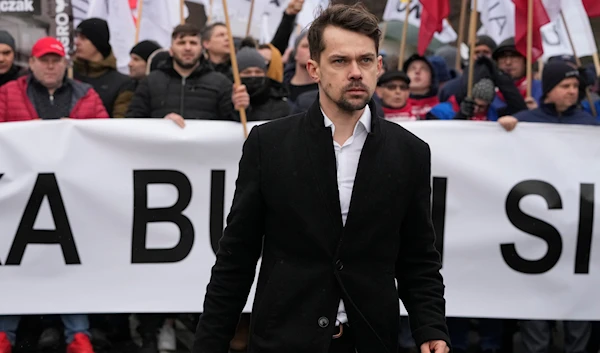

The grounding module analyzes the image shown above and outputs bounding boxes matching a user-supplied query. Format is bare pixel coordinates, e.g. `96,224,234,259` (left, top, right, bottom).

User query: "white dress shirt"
322,105,372,327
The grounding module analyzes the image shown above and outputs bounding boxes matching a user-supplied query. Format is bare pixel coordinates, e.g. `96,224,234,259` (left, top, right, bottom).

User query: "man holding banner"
194,3,449,353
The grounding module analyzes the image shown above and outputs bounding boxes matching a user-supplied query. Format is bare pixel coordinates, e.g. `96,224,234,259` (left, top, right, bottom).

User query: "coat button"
318,316,329,328
335,260,344,271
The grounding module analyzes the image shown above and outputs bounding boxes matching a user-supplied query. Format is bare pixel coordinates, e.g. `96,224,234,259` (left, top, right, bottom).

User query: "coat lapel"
304,99,343,247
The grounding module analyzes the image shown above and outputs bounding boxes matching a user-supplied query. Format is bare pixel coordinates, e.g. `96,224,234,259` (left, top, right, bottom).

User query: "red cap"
31,37,66,58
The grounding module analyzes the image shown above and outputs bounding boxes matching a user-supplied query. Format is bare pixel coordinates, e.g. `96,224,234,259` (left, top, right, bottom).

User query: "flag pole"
466,0,478,98
456,0,468,73
246,0,256,36
207,0,213,24
180,0,185,24
135,0,144,44
526,0,533,97
380,21,388,46
398,0,411,69
560,11,597,117
223,0,249,138
593,52,600,82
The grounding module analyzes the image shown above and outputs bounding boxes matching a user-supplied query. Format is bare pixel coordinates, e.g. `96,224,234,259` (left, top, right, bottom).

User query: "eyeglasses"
383,83,409,91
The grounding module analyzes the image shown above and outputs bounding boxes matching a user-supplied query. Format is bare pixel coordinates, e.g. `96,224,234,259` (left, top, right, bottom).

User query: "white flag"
382,0,457,45
87,0,136,75
541,0,597,59
138,0,189,49
476,0,515,45
561,0,597,57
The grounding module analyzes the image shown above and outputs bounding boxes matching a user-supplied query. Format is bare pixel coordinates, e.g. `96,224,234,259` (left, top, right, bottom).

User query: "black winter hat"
130,40,161,62
492,37,520,60
476,35,497,52
378,70,410,86
76,18,111,58
542,61,580,98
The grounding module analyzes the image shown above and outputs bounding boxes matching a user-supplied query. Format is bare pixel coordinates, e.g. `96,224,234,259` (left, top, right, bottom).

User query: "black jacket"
244,79,290,121
193,99,449,353
126,57,235,120
0,64,25,87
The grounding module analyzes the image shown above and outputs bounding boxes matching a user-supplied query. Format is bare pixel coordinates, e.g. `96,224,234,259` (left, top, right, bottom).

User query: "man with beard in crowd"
74,18,134,118
127,24,239,126
128,40,161,85
0,31,24,87
232,47,290,121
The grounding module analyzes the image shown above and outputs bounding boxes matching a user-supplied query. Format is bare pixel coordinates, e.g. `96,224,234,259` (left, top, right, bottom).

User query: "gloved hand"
476,56,501,83
459,97,476,118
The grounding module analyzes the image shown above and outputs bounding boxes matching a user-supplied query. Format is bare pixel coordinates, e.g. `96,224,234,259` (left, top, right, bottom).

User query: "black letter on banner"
132,170,194,263
575,183,594,274
501,180,562,274
6,173,80,265
209,170,226,255
432,177,447,265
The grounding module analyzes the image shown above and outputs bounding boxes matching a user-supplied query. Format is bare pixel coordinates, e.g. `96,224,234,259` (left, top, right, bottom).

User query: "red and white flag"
582,0,600,17
418,0,450,55
512,0,550,61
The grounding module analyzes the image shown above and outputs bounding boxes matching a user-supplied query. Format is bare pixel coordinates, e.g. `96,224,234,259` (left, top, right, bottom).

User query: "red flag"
582,0,600,17
417,0,449,55
512,0,550,62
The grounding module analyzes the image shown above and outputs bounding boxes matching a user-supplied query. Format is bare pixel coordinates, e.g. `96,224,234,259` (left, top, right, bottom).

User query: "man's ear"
377,55,383,76
306,59,320,82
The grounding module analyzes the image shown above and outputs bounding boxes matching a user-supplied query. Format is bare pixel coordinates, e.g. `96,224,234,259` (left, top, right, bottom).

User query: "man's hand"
420,340,449,353
232,84,250,111
164,113,185,128
498,116,518,131
525,96,538,110
285,0,304,15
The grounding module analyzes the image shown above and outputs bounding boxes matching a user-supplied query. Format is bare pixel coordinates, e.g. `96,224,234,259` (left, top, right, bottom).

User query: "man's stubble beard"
173,54,200,70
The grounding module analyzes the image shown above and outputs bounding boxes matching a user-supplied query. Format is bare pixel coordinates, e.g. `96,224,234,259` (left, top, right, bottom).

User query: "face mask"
241,76,270,102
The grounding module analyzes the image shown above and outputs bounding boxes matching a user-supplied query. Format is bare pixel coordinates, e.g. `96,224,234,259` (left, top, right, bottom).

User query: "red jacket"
0,75,109,122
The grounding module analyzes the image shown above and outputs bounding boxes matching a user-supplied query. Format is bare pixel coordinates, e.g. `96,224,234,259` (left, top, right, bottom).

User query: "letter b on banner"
132,170,194,263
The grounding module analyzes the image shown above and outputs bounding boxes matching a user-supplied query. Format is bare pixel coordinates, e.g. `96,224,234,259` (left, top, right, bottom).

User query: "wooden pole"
135,0,144,44
380,21,388,46
207,0,213,24
560,12,597,117
180,0,185,24
456,0,468,73
398,0,411,69
246,0,256,37
526,0,533,97
593,52,600,80
223,0,249,138
466,0,478,97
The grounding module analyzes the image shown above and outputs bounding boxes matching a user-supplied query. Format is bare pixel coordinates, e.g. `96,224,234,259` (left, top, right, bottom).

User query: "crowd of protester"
0,0,599,352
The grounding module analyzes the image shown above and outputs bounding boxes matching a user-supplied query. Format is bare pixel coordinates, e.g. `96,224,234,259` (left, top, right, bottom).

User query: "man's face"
240,67,266,78
295,37,310,68
0,43,14,74
203,25,230,57
497,52,526,79
74,33,99,61
474,44,493,59
547,77,579,110
128,54,147,79
406,60,432,92
375,79,409,109
473,98,490,115
170,34,202,69
29,54,67,89
307,26,381,113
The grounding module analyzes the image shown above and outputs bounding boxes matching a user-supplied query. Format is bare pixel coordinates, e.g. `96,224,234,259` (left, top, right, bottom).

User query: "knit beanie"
472,78,496,104
76,18,111,58
476,35,498,52
237,47,267,72
130,40,161,62
542,61,580,98
0,30,15,52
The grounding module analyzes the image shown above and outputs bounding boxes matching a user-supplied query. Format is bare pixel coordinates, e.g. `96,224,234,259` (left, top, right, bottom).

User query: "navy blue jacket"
514,103,597,125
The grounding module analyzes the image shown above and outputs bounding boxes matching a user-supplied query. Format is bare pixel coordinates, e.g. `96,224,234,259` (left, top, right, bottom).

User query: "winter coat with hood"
403,55,440,119
514,103,597,125
126,56,235,121
74,52,134,118
0,75,109,122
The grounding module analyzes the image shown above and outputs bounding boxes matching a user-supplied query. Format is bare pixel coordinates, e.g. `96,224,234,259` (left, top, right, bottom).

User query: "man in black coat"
193,4,450,353
127,24,237,124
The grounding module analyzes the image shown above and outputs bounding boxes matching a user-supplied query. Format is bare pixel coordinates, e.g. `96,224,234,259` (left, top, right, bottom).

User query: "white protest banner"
382,0,457,44
0,120,599,320
476,0,515,45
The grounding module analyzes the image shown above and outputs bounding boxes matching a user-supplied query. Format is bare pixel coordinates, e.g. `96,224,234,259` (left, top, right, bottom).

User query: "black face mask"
241,76,270,103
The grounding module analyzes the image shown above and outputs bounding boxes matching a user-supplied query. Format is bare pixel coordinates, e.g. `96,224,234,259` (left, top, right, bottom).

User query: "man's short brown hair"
172,24,201,40
307,3,381,63
201,22,227,43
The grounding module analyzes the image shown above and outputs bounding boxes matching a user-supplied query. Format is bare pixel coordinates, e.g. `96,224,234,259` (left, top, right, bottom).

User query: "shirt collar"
322,105,372,136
